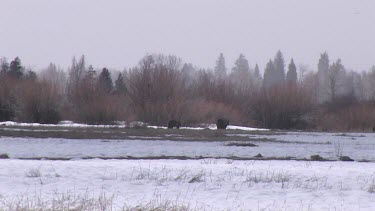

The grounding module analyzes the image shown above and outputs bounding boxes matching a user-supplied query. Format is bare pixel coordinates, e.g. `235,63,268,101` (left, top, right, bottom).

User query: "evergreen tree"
83,65,97,89
254,64,261,78
214,53,226,77
318,52,330,73
273,50,285,83
316,52,331,102
24,70,37,81
286,59,297,84
253,64,262,88
115,73,126,94
232,54,249,73
9,57,24,79
98,68,113,93
86,65,96,79
0,57,9,75
263,60,276,88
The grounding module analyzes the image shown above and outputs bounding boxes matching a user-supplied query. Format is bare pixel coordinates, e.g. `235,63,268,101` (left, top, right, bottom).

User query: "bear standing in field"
168,120,181,129
216,118,229,129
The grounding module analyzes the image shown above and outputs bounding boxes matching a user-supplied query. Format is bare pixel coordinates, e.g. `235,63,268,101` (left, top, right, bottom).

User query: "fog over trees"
1,51,375,131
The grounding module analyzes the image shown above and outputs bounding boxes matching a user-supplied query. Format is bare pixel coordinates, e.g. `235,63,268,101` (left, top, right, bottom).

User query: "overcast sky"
0,0,374,72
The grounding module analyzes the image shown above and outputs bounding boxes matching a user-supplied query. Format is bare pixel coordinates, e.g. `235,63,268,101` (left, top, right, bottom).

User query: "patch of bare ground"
0,125,278,142
224,142,258,147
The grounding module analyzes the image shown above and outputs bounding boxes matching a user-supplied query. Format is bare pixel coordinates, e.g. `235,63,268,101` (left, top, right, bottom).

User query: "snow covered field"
1,159,375,210
1,127,375,210
1,131,375,161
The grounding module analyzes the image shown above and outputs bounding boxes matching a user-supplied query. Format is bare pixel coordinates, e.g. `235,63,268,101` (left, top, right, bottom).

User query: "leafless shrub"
181,99,245,126
126,54,186,125
13,80,62,123
0,191,115,211
0,76,16,121
292,176,333,190
250,85,313,129
245,170,291,185
333,141,345,157
25,168,42,178
126,165,171,183
316,102,375,132
367,180,375,193
201,159,217,165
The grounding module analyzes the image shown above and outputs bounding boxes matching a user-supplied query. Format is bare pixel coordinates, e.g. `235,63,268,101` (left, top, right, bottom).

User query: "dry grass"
0,191,194,211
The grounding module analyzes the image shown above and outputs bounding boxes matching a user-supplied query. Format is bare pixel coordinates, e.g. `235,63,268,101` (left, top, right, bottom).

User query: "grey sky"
0,0,374,72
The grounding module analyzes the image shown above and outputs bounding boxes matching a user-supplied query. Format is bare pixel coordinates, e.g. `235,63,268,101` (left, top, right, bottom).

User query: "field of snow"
1,131,375,161
1,159,375,210
1,128,375,210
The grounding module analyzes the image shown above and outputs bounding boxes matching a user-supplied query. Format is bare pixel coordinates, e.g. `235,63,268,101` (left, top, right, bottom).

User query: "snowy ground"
1,124,375,210
1,131,375,161
1,159,375,210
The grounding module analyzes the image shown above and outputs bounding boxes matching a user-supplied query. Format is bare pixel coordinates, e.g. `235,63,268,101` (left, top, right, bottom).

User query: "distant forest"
1,51,375,131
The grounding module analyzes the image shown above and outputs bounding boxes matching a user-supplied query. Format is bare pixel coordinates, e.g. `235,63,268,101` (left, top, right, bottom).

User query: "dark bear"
216,118,229,129
168,120,181,129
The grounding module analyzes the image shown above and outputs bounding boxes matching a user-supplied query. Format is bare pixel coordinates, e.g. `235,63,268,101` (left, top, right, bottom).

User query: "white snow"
148,124,267,131
0,121,125,128
0,159,375,210
227,125,268,131
2,132,375,160
1,124,375,210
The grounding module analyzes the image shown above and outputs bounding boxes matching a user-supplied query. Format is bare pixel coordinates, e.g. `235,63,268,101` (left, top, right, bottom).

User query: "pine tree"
83,65,97,89
98,68,113,93
214,53,226,77
86,65,96,79
318,52,330,73
317,52,331,103
0,57,9,75
254,64,261,78
9,57,24,79
273,50,285,83
24,70,37,81
253,64,262,88
286,59,297,84
263,60,276,88
233,54,249,73
115,73,126,94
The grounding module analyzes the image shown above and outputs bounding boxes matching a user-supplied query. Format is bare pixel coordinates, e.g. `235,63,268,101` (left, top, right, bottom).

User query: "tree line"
1,51,375,131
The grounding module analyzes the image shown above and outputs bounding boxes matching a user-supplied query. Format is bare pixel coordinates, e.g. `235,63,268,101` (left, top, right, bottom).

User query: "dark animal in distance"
168,120,181,129
216,118,229,129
